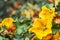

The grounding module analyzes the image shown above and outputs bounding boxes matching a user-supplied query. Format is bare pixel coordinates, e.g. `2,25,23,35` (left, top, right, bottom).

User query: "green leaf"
46,3,53,8
16,28,23,35
56,2,60,11
0,26,6,33
24,32,34,39
52,22,60,34
2,26,6,30
32,4,39,10
0,36,3,40
0,12,3,16
34,37,40,40
14,38,23,40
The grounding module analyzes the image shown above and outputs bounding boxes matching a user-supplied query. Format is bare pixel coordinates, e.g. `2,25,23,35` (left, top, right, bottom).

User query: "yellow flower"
29,18,52,39
0,23,3,28
29,6,56,39
27,3,33,8
21,9,34,19
1,18,15,27
39,6,55,20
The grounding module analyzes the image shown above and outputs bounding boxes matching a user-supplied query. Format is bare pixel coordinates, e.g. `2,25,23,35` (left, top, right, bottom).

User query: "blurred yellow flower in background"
39,6,55,20
29,18,52,39
27,3,33,8
1,18,15,27
21,9,34,19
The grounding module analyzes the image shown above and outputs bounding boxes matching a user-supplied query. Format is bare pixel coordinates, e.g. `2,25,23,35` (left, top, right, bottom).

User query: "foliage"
0,0,60,40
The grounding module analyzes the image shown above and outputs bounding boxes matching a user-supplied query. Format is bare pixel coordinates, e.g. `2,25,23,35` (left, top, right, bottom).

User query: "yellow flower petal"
29,18,52,39
2,18,15,27
39,6,55,20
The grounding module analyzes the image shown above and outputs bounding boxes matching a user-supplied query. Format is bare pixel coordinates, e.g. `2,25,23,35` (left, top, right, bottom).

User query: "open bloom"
39,6,55,20
29,6,55,39
29,18,52,39
1,18,15,28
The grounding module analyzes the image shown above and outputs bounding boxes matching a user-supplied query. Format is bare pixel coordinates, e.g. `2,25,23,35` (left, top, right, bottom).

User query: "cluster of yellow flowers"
29,6,55,39
0,18,15,29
